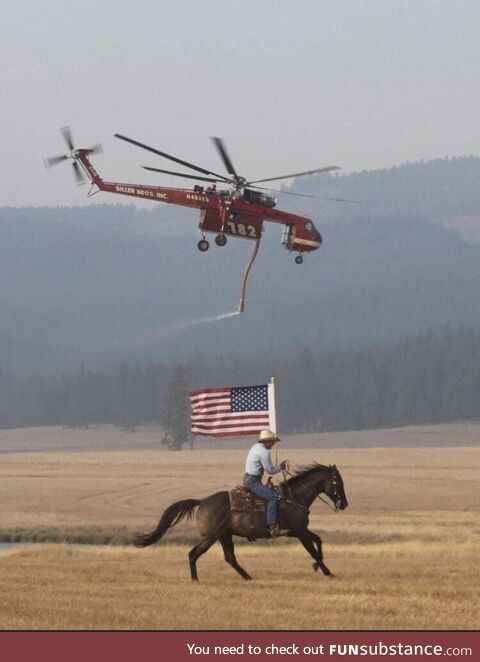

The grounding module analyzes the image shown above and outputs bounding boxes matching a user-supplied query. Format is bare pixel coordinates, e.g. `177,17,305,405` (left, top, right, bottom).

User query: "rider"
243,429,288,537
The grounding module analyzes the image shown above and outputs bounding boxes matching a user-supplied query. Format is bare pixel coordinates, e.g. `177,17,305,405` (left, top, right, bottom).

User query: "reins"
281,464,338,512
315,493,337,512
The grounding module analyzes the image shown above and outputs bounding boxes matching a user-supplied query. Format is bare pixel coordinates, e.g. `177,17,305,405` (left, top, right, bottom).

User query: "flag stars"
232,386,268,412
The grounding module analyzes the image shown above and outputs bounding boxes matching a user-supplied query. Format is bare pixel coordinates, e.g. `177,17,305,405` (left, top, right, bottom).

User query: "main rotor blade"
61,126,75,152
72,160,85,183
142,166,223,184
248,165,340,185
45,154,69,168
211,137,238,177
115,133,229,181
251,185,361,204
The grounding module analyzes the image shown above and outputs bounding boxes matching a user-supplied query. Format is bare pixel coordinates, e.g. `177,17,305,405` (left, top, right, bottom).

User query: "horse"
134,463,348,581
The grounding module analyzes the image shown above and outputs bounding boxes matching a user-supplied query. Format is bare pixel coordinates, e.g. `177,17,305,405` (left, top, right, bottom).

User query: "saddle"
229,484,283,513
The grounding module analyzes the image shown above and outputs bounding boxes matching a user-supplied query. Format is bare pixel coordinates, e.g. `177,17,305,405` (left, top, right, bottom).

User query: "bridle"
317,468,340,512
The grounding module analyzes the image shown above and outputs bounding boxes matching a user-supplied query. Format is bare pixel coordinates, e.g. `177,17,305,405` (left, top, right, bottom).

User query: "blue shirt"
245,443,281,476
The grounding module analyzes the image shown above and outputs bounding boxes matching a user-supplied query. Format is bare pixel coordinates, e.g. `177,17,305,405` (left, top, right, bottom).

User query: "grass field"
1,539,478,630
0,427,479,629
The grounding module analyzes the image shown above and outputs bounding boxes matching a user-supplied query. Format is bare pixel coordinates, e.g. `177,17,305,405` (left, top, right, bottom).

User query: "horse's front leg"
308,529,332,576
294,528,333,577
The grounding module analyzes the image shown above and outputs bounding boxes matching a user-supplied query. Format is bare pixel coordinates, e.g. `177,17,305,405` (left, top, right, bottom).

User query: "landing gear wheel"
215,234,227,247
198,239,210,252
295,255,303,264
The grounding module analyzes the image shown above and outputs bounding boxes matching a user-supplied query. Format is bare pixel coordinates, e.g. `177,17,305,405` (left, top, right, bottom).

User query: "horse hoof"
312,562,319,573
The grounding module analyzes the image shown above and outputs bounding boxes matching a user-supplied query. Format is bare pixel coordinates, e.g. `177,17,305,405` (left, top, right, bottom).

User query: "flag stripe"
191,405,231,413
192,412,269,422
190,387,230,398
193,400,231,409
192,418,270,427
192,429,256,438
192,420,269,429
192,424,272,437
190,393,230,405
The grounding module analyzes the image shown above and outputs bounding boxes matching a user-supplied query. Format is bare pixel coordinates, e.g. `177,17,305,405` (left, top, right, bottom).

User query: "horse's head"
284,462,349,512
325,465,348,511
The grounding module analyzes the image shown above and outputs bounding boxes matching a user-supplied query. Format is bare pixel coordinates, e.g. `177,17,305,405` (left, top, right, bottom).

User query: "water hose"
238,238,261,313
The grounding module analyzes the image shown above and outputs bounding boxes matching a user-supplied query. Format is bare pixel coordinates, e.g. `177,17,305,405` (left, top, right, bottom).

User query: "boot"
268,523,280,537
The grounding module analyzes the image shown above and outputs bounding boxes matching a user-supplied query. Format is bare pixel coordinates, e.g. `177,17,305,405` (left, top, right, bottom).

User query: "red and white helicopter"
46,127,352,311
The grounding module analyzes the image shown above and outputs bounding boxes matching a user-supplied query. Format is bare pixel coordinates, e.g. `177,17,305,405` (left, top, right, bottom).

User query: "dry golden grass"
0,435,479,629
0,540,478,630
1,445,479,534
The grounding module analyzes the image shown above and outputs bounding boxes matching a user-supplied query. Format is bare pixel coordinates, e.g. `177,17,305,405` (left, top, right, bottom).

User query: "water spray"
114,310,241,349
189,311,240,325
151,310,240,340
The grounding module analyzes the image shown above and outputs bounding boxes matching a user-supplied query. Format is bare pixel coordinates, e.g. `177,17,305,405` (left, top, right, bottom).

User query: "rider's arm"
259,446,282,475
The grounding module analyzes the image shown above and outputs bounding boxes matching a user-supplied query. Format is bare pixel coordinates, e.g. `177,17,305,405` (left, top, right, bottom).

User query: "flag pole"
268,376,276,434
268,376,279,465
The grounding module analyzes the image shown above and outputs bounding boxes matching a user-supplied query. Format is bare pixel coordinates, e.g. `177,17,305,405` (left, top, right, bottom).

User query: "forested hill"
2,155,480,375
1,324,480,433
283,154,480,224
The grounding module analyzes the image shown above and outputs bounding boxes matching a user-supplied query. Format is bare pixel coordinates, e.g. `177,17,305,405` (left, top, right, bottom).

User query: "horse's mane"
282,462,332,487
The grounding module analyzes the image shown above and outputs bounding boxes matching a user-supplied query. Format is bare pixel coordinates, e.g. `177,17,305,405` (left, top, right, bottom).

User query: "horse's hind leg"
219,534,252,581
188,535,217,581
296,529,332,577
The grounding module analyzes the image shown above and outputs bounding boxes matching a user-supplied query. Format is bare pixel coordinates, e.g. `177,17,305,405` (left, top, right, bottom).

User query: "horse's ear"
333,464,337,470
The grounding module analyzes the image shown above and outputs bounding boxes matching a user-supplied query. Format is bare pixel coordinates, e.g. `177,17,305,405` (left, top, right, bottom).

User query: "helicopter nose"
310,232,322,249
309,225,322,247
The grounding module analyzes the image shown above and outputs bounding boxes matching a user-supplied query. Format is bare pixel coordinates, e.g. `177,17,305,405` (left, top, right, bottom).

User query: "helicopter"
45,127,350,311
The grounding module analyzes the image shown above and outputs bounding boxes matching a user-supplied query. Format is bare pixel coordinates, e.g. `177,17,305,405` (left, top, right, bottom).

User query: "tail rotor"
45,126,102,184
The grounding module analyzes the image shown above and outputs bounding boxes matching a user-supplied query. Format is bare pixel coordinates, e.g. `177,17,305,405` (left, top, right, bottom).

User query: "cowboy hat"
258,429,281,443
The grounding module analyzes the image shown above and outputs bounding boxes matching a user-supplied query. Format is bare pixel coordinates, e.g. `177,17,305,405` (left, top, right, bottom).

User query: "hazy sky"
2,0,480,207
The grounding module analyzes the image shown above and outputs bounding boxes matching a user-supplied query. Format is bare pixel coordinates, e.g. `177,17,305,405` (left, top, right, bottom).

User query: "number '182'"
226,221,257,238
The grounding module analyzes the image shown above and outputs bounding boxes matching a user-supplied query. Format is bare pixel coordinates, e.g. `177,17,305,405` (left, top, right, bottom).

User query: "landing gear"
198,239,210,252
295,255,303,265
215,234,227,247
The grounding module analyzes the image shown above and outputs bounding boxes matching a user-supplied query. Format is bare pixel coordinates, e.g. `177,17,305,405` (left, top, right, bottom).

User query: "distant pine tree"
161,364,190,450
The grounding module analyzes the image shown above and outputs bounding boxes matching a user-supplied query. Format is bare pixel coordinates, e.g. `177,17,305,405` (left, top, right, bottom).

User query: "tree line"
0,324,479,447
289,154,480,221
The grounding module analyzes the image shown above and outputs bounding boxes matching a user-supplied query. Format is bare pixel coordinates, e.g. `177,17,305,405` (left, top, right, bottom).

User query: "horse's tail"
134,498,201,547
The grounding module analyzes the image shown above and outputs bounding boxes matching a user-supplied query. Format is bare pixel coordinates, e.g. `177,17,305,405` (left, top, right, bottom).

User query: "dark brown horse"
134,463,348,581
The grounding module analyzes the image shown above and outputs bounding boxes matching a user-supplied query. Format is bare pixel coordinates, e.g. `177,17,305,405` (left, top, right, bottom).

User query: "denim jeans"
243,473,279,525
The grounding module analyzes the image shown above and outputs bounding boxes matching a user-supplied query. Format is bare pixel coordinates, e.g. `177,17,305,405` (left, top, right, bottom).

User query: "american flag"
190,383,275,437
